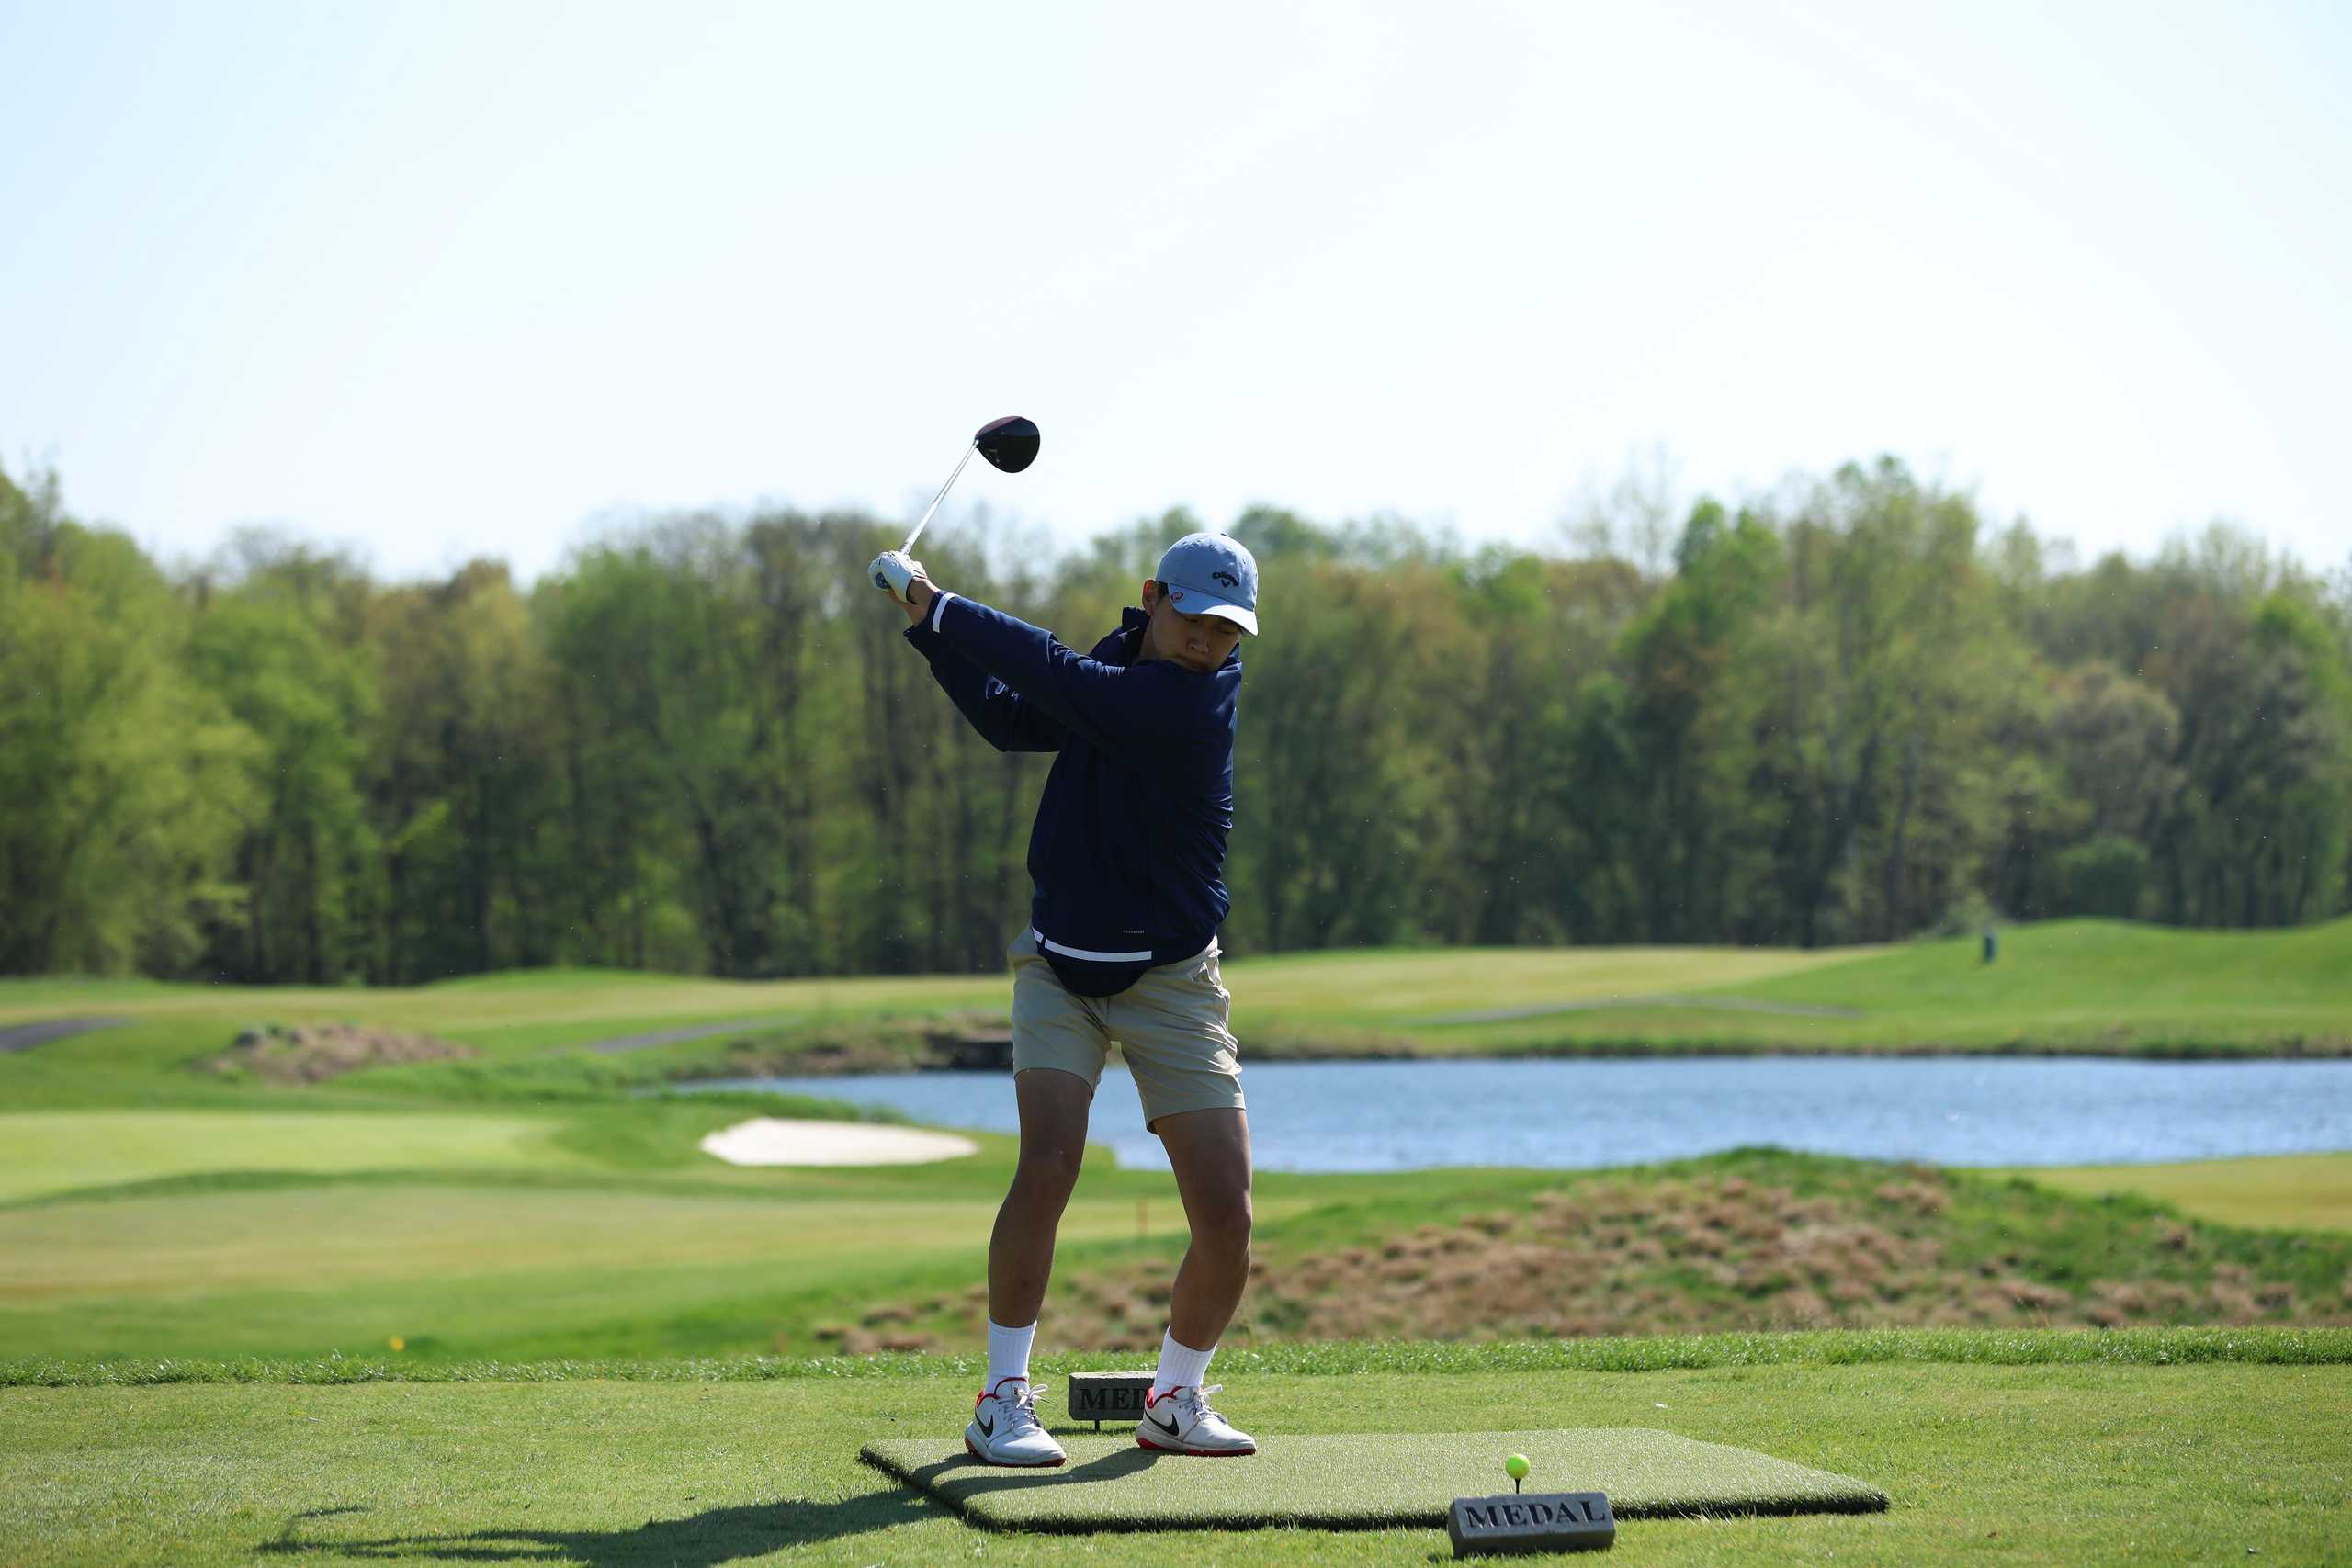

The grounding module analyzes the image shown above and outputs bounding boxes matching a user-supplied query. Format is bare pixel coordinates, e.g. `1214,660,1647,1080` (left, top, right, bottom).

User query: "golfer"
869,532,1261,1465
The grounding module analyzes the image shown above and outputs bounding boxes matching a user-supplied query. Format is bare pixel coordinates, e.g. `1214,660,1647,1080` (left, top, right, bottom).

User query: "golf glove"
870,550,926,605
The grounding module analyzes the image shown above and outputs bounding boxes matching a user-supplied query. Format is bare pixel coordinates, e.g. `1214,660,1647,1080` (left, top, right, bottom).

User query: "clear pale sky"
4,0,2346,583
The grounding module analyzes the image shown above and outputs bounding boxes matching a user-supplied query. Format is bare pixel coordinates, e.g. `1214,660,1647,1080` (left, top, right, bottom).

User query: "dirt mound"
198,1022,476,1084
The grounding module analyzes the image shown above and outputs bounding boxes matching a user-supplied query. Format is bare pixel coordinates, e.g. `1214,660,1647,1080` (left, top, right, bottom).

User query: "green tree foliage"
4,456,2348,981
183,550,381,983
2048,833,2152,919
0,469,259,972
368,559,558,978
1605,501,1782,941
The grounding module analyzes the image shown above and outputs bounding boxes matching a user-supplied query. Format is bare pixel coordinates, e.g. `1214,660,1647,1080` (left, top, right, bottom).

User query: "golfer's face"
1145,584,1244,673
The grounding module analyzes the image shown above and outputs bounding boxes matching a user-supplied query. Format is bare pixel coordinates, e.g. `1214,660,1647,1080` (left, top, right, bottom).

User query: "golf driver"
874,415,1040,604
903,414,1040,553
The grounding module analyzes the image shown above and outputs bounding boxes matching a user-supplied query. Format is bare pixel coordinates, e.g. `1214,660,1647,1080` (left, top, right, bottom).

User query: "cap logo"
1213,570,1239,588
1170,589,1184,602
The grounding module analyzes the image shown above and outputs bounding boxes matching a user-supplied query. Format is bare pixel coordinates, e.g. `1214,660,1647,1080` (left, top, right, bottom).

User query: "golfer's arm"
923,593,1160,747
904,603,1068,753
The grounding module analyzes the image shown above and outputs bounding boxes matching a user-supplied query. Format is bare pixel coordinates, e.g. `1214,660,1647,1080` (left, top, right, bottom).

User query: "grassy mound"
800,1151,2352,1355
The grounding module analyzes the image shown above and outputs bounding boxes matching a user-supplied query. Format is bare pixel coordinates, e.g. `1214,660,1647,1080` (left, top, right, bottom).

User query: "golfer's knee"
1012,1142,1083,1203
1195,1190,1252,1258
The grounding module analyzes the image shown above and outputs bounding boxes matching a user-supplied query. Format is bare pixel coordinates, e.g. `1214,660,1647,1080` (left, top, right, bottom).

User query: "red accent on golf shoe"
966,1376,1067,1467
1135,1384,1257,1456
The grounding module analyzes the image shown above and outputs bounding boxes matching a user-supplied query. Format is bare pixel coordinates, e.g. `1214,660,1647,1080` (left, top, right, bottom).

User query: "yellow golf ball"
1505,1453,1530,1482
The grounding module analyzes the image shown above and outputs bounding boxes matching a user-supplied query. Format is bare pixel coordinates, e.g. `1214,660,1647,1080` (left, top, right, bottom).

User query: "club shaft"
902,445,975,553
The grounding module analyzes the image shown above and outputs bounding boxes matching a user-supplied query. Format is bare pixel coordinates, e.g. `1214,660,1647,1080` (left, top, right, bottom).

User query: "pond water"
686,1055,2352,1173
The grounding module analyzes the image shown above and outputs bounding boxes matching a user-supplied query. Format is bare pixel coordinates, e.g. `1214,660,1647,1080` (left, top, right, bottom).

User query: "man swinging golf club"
870,526,1261,1465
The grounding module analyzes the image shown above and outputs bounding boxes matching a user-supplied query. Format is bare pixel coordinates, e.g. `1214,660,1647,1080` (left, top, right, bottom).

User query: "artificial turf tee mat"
861,1427,1888,1531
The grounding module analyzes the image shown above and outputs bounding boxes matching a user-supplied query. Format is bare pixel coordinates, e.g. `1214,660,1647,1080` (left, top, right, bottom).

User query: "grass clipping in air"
862,1427,1887,1531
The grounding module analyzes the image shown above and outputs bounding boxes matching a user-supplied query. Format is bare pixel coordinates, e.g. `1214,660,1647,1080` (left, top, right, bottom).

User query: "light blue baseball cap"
1155,531,1260,634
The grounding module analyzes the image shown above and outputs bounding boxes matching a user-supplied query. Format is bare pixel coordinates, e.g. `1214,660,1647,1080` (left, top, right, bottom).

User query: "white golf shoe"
964,1377,1066,1468
1136,1383,1256,1457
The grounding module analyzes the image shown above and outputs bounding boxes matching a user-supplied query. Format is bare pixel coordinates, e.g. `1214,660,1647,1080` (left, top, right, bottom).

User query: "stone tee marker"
1067,1371,1155,1429
1449,1490,1614,1554
1453,1459,1611,1555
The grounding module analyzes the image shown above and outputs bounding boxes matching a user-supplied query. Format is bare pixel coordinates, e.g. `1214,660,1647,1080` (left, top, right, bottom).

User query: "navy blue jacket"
904,592,1239,995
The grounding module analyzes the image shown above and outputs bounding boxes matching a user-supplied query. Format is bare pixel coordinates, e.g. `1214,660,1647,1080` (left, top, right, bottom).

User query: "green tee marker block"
1067,1371,1155,1428
1450,1491,1614,1555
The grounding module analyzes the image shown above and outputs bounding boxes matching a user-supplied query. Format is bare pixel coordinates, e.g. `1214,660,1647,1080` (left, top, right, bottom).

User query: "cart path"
0,1017,136,1055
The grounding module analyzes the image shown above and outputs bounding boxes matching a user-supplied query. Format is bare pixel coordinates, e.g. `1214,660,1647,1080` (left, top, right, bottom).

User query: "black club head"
974,415,1040,474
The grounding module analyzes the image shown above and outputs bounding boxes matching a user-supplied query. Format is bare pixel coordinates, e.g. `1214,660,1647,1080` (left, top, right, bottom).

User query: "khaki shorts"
1008,930,1245,1129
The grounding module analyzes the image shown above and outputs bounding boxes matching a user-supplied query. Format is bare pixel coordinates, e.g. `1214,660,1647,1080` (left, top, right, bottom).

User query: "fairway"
4,1356,2344,1565
1998,1151,2352,1233
0,1110,599,1202
1232,943,1865,1026
1389,919,2352,1054
0,1179,1316,1361
7,919,2349,1071
0,971,1008,1057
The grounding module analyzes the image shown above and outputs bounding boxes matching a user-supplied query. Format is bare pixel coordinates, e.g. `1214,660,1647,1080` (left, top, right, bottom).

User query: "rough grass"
3,1357,2346,1565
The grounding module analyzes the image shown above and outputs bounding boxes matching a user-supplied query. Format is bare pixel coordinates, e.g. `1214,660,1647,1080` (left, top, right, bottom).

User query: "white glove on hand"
869,550,925,604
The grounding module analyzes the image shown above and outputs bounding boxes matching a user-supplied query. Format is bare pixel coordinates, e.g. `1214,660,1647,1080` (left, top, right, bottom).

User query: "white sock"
986,1319,1035,1392
1150,1330,1215,1398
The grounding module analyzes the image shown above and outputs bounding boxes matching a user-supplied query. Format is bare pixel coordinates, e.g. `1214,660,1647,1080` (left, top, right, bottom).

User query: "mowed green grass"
7,917,2349,1071
0,1094,1324,1363
1998,1151,2352,1234
0,1109,601,1201
3,936,2348,1563
6,1138,2345,1366
0,1174,1317,1362
1393,917,2352,1052
1714,917,2352,1050
0,968,1008,1066
1230,942,1863,1033
5,1359,2346,1565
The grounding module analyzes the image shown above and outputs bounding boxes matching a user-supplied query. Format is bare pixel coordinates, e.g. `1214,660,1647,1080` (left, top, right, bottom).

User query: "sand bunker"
698,1117,978,1167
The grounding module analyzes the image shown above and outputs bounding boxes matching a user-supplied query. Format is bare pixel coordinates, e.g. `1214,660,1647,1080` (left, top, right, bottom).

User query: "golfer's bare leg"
1156,1107,1253,1348
989,1067,1094,1326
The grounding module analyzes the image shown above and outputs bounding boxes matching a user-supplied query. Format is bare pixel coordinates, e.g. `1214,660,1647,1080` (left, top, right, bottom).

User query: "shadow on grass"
897,1444,1164,1495
258,1489,942,1564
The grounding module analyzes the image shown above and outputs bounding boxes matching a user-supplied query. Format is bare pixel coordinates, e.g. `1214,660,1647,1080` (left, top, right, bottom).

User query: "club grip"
870,550,922,604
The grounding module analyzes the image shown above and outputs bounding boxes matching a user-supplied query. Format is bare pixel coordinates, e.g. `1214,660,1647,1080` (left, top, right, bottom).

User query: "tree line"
4,457,2347,983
